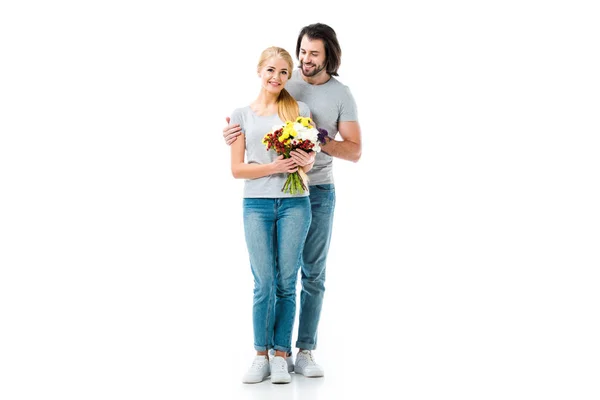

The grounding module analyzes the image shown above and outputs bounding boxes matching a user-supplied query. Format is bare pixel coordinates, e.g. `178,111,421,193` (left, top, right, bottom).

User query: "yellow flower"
283,124,297,138
296,117,313,128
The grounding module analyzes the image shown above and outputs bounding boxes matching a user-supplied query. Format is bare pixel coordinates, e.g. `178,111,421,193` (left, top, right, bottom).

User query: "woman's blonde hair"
257,47,299,122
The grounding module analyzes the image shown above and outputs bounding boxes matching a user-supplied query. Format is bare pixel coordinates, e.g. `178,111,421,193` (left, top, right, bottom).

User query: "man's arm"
320,121,362,162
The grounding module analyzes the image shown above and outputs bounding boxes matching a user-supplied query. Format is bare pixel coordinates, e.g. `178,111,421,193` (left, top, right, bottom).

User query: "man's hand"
223,117,242,145
319,121,361,162
289,149,316,167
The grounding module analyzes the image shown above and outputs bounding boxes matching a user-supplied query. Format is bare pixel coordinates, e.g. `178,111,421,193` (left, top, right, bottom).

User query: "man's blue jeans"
243,197,311,353
295,184,336,350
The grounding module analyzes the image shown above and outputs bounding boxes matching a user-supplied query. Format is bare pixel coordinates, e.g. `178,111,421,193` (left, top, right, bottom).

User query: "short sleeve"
298,101,311,118
230,108,244,128
339,86,358,122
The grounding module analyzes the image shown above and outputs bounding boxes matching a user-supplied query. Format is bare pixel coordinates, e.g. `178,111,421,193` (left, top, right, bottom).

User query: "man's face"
298,36,327,77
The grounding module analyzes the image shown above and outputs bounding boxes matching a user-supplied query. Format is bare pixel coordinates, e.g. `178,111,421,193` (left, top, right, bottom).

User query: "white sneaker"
269,356,291,384
242,355,270,384
268,349,294,372
294,350,324,377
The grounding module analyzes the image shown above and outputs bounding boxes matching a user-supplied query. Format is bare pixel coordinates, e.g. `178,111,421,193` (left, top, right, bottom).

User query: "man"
223,23,362,377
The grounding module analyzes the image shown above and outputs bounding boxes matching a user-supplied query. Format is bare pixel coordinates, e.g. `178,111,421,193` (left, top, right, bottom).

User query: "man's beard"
299,61,326,77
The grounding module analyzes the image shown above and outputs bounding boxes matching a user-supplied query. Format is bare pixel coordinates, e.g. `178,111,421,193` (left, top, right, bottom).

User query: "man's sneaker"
294,350,324,377
242,355,270,384
268,349,294,372
269,356,292,384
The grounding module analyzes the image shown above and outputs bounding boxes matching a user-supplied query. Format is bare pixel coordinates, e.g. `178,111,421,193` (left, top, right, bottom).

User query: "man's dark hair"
296,23,342,76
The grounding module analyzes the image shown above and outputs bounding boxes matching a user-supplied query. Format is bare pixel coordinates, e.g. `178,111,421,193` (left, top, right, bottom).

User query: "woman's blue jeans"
243,197,311,352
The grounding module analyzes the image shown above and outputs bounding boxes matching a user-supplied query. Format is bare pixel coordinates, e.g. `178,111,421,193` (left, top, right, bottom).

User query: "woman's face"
259,56,290,95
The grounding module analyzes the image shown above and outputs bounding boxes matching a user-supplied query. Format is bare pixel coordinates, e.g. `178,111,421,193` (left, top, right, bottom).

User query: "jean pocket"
313,184,334,191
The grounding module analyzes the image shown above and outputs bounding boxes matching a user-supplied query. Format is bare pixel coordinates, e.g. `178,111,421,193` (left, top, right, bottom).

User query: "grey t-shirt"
230,101,311,198
285,72,359,185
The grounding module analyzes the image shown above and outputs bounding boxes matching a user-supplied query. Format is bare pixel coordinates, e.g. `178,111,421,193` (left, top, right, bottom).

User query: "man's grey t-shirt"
285,72,359,185
230,101,311,198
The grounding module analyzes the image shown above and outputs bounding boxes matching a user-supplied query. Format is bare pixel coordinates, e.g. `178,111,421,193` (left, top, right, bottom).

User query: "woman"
229,46,315,384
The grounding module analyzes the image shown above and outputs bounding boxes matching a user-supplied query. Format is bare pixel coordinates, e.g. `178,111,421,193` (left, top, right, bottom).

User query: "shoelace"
271,358,287,372
250,358,267,370
299,351,317,365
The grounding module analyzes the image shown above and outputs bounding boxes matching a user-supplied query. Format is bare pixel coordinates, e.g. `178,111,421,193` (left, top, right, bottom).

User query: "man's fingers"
224,131,242,145
224,126,241,134
225,117,230,124
225,131,241,139
223,123,241,135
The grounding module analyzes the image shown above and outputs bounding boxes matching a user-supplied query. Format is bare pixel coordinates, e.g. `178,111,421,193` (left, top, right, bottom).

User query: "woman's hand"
271,155,299,174
289,149,315,167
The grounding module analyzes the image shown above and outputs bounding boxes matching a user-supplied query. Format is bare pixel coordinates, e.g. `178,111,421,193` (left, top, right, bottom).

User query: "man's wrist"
321,136,334,155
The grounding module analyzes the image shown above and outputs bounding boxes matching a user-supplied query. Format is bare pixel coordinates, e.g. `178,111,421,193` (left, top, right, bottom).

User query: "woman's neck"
251,91,279,115
254,90,279,106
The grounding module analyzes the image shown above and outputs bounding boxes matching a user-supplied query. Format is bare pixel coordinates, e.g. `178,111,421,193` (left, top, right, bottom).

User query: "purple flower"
317,128,329,145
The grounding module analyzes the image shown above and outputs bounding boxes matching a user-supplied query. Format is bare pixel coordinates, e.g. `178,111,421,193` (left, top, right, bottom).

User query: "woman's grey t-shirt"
230,101,311,198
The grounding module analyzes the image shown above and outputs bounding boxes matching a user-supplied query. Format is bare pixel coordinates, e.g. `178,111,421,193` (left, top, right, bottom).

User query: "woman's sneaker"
242,355,270,384
269,356,292,384
268,349,294,372
294,350,324,377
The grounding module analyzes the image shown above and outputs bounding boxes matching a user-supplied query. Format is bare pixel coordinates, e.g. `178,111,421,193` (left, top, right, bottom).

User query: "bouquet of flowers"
262,116,328,194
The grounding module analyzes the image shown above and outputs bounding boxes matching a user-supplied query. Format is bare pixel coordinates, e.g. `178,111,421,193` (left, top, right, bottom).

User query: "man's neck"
301,70,331,86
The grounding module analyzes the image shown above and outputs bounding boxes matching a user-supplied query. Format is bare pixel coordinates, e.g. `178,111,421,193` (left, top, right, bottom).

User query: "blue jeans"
243,197,311,353
295,184,336,350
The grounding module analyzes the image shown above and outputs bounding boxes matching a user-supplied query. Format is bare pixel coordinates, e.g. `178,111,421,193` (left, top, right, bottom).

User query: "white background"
1,0,599,399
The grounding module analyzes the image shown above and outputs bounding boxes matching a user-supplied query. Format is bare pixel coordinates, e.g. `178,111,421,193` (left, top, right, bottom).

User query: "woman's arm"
231,134,299,179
